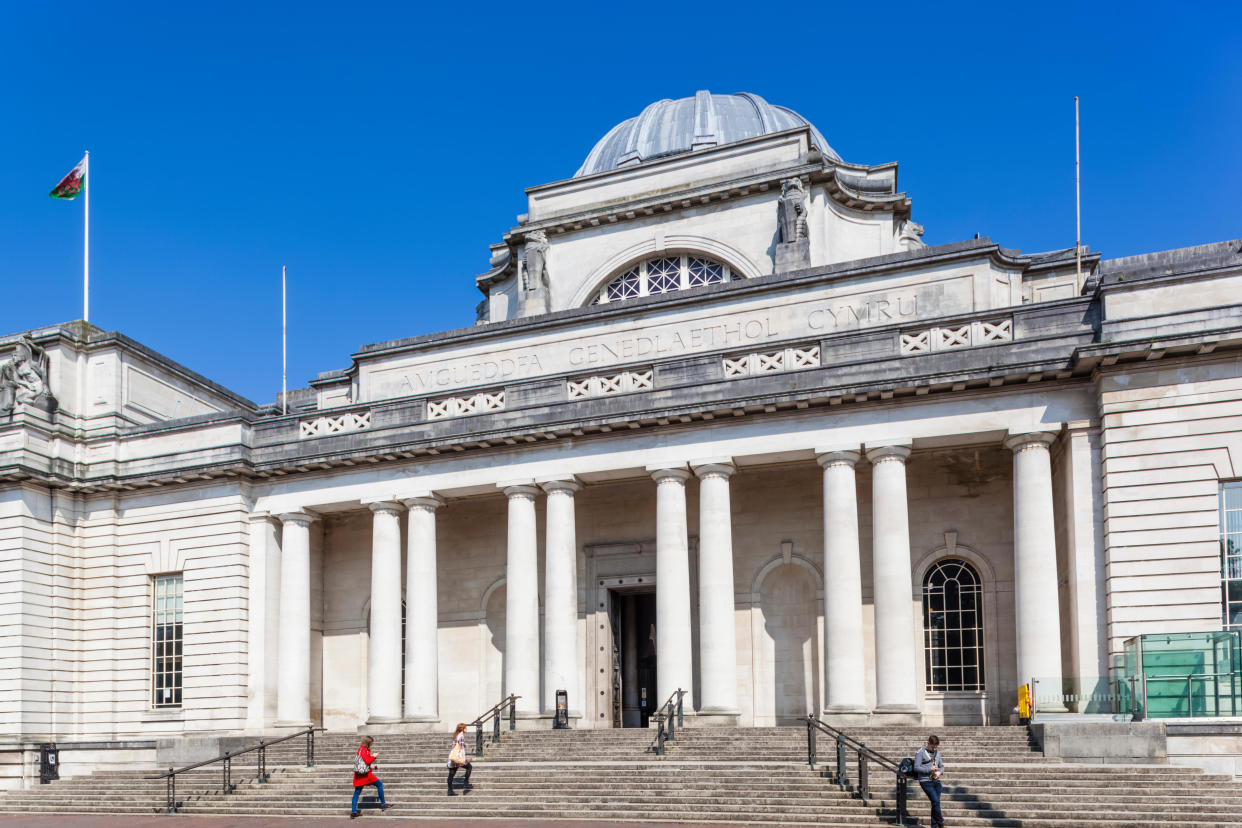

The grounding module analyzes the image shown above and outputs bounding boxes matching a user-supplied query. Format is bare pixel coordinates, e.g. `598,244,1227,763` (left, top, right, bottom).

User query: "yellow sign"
1018,683,1031,719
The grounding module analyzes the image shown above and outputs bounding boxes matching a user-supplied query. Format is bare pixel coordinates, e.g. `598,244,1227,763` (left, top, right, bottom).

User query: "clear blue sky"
3,1,1239,405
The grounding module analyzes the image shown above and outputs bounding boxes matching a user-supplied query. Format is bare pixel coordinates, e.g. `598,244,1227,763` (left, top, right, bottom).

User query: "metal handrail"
470,694,520,756
146,726,321,814
806,716,909,827
651,688,685,756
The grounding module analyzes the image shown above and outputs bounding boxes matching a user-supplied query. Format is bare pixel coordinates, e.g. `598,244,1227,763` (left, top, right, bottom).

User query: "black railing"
806,716,910,826
470,694,520,757
651,688,685,757
147,726,321,814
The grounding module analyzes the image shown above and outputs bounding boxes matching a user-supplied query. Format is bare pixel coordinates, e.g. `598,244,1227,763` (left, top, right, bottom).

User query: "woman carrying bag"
350,735,394,818
446,722,473,795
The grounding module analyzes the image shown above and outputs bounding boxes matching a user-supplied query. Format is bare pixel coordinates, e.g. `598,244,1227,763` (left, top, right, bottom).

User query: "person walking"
914,734,946,828
446,722,473,795
351,735,394,818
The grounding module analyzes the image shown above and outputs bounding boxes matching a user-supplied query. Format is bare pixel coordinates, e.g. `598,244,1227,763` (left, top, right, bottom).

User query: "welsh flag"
49,156,87,200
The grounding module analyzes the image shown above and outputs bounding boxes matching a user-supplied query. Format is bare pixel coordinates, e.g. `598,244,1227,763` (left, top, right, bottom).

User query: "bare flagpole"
1075,97,1082,283
84,150,90,323
282,266,288,415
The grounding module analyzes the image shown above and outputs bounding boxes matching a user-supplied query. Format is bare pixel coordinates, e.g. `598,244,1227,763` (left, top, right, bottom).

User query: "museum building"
2,92,1242,755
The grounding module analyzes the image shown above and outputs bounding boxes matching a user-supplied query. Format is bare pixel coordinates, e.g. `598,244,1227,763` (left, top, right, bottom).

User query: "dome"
575,90,838,177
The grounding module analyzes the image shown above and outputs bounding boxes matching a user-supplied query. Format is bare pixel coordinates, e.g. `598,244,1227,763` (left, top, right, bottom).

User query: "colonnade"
267,431,1065,727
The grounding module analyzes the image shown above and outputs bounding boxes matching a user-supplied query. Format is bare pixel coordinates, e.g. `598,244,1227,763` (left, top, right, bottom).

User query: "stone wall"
1099,356,1242,653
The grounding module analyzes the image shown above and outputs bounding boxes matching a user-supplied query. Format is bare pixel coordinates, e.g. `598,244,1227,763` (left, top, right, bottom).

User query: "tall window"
152,573,184,708
592,254,734,305
1221,482,1242,629
923,558,985,691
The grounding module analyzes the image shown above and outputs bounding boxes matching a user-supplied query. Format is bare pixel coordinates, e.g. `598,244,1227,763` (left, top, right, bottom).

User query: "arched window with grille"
592,254,735,305
922,558,985,691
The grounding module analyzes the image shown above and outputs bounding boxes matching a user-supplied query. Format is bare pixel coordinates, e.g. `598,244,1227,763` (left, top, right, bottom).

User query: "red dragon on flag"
50,157,87,200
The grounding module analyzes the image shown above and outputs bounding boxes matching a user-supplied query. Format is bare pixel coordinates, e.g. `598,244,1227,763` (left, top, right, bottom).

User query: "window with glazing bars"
152,573,183,708
1221,482,1242,629
923,559,985,691
595,255,732,304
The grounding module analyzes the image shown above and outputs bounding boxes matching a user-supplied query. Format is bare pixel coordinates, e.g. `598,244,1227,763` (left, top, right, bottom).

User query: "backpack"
898,756,917,777
353,752,369,774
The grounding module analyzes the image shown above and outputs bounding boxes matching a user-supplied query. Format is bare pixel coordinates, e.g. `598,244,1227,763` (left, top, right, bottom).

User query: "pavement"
0,818,745,828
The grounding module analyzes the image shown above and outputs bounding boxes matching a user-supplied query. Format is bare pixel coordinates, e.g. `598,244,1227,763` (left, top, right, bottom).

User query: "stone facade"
2,93,1241,759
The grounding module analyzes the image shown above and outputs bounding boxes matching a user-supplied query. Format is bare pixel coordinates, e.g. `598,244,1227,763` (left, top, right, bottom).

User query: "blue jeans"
351,779,385,813
919,778,943,826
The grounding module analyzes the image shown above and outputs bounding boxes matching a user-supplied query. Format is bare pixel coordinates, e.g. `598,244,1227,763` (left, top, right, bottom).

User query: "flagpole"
282,266,287,415
84,150,90,323
1074,97,1081,283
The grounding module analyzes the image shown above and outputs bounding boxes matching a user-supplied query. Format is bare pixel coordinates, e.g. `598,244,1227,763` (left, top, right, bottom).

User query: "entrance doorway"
608,590,656,727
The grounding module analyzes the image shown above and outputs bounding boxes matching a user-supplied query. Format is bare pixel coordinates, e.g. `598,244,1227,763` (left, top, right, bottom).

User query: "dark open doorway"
609,590,657,727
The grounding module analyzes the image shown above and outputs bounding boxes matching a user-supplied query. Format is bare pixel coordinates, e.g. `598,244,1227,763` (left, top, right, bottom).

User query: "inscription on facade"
366,276,970,401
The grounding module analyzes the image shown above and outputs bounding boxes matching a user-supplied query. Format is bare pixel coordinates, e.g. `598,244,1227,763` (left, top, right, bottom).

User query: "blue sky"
2,1,1239,405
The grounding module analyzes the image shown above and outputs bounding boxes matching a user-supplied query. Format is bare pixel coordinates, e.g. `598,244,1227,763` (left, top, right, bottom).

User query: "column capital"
538,477,582,495
1004,431,1058,453
816,449,861,468
864,443,912,464
691,460,736,480
648,466,691,484
368,500,405,516
278,510,316,527
402,494,445,511
500,482,541,499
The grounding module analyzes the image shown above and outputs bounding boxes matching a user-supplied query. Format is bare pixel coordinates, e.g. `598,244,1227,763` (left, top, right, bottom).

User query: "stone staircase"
3,725,1242,826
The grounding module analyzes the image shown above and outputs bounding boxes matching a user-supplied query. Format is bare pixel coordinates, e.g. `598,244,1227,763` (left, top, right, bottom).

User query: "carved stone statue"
523,231,550,294
778,178,808,244
898,220,926,251
0,336,56,414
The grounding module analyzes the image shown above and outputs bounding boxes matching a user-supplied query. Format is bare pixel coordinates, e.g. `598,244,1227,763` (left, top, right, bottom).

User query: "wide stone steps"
5,725,1242,826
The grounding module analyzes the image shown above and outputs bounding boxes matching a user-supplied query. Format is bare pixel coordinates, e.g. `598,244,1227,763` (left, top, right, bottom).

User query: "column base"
685,709,738,728
358,718,444,734
273,720,313,730
870,705,923,725
820,708,874,726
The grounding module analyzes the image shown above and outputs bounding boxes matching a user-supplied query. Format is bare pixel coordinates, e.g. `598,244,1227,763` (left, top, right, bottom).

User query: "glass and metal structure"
1117,631,1242,719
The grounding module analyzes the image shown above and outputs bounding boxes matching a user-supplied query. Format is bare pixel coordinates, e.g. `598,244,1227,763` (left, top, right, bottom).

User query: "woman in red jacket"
351,735,394,818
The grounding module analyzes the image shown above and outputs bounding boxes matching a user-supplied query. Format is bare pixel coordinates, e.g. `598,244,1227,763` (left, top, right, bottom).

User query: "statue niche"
0,336,57,415
519,230,551,316
774,178,811,272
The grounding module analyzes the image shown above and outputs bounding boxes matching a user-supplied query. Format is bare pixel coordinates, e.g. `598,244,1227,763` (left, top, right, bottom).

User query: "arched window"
922,559,985,691
593,254,734,305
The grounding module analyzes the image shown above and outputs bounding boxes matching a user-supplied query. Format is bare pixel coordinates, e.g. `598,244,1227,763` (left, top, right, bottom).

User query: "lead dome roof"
575,90,838,178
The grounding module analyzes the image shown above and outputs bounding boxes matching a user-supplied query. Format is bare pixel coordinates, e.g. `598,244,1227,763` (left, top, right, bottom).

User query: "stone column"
1060,422,1108,689
1006,432,1066,706
246,514,281,730
403,495,443,723
693,461,739,722
503,484,541,717
540,478,581,717
367,502,404,723
817,449,869,718
865,444,920,716
649,466,695,713
276,511,314,726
